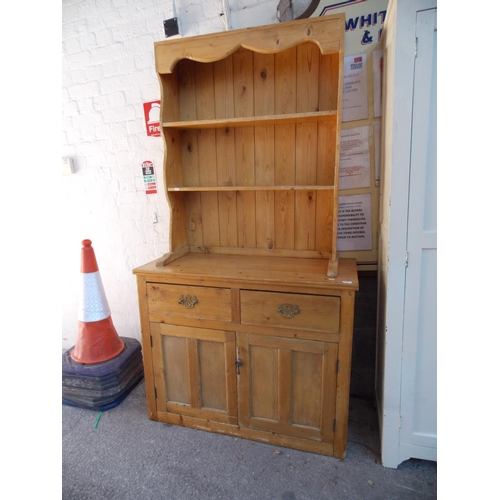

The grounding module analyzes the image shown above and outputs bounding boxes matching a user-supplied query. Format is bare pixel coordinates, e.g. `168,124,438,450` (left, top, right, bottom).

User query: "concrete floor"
62,275,437,499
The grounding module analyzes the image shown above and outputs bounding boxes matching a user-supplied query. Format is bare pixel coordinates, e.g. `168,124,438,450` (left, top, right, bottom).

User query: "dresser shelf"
162,110,337,130
167,185,335,192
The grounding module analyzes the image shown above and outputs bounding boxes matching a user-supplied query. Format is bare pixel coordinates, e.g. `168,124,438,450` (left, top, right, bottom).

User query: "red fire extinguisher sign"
143,100,161,137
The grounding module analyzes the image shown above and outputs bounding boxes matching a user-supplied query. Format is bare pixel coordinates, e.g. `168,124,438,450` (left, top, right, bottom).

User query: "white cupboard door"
400,7,437,463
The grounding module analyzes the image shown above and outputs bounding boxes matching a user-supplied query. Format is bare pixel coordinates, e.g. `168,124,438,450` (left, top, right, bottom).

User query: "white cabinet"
376,0,437,468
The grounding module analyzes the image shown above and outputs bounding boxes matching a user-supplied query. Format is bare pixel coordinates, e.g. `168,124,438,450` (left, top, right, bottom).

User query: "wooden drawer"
147,283,231,322
240,290,340,334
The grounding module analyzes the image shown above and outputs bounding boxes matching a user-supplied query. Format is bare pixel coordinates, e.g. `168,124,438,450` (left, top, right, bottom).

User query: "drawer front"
240,290,340,334
147,283,231,322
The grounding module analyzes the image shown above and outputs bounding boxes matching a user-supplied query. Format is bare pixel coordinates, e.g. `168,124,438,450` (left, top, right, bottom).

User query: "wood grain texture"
237,334,336,442
333,290,356,458
160,73,179,123
158,411,335,455
147,283,232,322
136,276,157,420
240,290,340,333
162,110,336,129
198,339,226,410
254,52,275,250
184,192,203,246
291,350,321,427
137,254,358,291
155,324,238,423
165,335,191,405
155,16,345,74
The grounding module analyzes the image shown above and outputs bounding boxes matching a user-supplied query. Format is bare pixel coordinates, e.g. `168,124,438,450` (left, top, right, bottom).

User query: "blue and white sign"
307,0,389,55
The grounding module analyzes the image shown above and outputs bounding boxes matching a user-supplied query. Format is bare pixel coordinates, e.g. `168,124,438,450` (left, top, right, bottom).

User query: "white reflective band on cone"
78,271,111,322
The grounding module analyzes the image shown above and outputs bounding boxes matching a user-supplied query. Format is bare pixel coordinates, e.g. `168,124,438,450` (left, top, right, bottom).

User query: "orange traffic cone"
71,240,125,364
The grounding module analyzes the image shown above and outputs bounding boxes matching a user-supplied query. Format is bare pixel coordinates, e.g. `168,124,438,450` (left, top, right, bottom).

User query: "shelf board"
162,111,337,130
167,185,336,192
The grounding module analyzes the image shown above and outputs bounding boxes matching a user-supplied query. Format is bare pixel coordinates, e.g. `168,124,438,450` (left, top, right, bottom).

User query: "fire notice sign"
142,160,157,194
143,100,161,137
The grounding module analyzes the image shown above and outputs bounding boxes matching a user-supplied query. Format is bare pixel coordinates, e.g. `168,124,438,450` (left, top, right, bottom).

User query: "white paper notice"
372,50,383,118
342,54,368,122
340,126,371,190
337,194,372,251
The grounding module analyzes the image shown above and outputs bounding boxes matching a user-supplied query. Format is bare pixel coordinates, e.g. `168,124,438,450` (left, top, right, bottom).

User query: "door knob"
235,358,243,375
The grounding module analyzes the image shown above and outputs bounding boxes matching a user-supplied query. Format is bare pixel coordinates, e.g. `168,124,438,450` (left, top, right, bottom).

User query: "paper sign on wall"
337,193,372,251
143,100,161,137
142,160,157,194
342,54,368,122
340,126,371,189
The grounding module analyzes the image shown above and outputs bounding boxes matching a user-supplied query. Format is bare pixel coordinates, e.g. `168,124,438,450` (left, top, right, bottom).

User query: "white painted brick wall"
227,0,279,29
62,0,279,349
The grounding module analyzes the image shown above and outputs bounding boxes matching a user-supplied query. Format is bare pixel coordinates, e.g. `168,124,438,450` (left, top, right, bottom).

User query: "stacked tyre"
62,337,143,411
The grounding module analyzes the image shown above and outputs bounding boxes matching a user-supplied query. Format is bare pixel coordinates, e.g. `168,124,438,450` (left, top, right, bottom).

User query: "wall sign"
337,193,372,251
340,126,371,189
342,54,368,122
142,160,157,194
143,100,161,137
307,0,389,55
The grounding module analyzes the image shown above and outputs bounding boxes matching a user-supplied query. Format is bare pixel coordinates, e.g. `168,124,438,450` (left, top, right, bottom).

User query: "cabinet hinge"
333,419,337,432
415,37,418,58
336,359,340,374
150,336,153,348
405,252,409,268
154,387,157,399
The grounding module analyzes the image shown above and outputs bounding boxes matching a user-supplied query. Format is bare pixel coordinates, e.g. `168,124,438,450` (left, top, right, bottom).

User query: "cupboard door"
151,323,238,424
237,333,338,443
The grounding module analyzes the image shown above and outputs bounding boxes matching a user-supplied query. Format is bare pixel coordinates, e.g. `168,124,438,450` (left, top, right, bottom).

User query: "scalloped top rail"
154,15,345,74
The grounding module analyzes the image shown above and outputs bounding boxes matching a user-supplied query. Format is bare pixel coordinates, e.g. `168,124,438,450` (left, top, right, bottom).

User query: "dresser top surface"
133,254,358,291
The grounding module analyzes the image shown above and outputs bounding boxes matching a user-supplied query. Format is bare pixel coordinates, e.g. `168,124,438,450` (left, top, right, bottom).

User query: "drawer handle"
178,295,198,309
277,304,300,319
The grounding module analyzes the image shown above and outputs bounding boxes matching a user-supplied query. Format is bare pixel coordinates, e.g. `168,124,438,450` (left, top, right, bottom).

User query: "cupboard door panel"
237,333,337,444
291,350,322,428
153,324,237,424
163,335,191,405
249,345,278,420
198,340,226,410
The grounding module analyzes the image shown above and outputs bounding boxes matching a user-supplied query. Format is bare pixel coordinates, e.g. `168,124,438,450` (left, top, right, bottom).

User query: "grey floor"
62,276,437,499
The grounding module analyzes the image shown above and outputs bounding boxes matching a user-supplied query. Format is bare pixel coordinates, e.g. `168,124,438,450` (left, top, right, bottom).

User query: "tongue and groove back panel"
155,17,344,267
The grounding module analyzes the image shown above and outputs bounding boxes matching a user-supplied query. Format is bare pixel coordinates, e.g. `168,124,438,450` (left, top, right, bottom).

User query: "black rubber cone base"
62,337,144,411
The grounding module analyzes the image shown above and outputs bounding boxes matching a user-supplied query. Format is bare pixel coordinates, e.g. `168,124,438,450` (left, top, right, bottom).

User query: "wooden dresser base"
134,254,358,459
